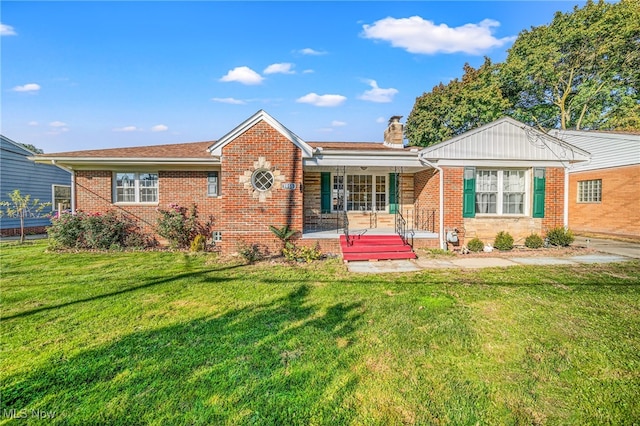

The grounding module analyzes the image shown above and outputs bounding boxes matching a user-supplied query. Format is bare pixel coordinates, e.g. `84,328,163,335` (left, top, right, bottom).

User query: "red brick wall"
413,166,568,248
542,167,565,232
414,168,440,232
218,121,304,255
74,170,221,238
569,165,640,240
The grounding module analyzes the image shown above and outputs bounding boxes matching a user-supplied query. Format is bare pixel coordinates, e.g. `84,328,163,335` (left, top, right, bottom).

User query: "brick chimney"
383,115,404,149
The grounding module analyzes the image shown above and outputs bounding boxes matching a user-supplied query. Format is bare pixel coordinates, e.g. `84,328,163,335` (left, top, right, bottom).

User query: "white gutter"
52,160,76,213
419,154,446,250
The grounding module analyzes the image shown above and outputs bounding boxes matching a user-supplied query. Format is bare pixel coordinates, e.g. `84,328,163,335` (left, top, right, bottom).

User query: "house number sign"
281,183,297,190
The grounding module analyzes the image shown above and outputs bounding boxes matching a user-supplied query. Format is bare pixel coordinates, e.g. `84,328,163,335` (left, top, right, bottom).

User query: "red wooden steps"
340,235,416,262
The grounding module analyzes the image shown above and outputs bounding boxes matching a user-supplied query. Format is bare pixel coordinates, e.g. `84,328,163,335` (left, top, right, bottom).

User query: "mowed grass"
1,241,639,425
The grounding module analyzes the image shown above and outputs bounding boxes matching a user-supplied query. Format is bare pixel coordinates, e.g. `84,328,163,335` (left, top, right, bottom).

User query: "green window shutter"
389,173,398,214
532,167,546,218
462,167,476,218
320,172,331,213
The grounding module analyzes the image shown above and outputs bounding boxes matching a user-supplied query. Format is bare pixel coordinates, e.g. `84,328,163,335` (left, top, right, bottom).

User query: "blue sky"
2,1,583,153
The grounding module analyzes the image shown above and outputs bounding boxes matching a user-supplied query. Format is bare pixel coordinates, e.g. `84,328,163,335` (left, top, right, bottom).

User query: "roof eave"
31,156,221,167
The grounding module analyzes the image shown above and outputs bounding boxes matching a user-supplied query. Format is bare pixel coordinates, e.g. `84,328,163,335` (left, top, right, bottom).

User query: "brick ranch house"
33,110,590,258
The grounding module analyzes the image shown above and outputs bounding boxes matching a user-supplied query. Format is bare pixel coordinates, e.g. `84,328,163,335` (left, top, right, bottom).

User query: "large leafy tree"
405,0,639,145
405,58,511,146
501,0,640,130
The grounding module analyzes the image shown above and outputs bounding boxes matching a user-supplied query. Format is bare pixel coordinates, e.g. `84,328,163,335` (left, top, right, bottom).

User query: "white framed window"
252,169,274,192
578,179,601,203
114,172,158,203
476,169,527,215
207,172,219,197
52,185,71,211
331,173,387,212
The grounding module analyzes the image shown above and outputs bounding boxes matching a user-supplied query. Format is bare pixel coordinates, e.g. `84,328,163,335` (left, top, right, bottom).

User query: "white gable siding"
549,130,640,172
421,117,590,164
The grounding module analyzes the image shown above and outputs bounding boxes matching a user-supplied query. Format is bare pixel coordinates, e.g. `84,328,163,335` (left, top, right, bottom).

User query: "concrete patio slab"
413,258,458,269
346,259,422,273
449,257,519,269
509,257,578,266
568,254,631,264
573,237,640,259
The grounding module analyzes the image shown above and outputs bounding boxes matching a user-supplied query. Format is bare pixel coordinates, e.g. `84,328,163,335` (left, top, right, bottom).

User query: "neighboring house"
33,111,589,257
0,135,72,236
549,129,640,241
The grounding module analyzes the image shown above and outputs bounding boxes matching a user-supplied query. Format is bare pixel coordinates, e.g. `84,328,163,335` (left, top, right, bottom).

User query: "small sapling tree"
0,189,51,243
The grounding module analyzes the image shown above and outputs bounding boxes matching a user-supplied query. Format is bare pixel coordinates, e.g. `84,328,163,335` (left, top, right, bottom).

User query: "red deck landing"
340,234,416,262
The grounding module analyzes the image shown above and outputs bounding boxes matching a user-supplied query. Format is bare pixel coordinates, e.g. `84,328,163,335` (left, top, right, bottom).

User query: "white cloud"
47,121,69,135
331,120,347,127
1,23,17,36
376,117,386,124
151,124,168,132
298,48,327,56
264,63,295,75
359,80,398,103
362,16,515,55
211,97,246,105
296,93,347,107
302,69,315,74
219,66,264,85
113,126,140,132
28,121,39,127
13,83,40,92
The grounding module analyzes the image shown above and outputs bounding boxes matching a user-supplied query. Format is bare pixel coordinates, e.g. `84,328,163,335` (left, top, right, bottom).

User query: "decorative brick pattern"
218,121,303,254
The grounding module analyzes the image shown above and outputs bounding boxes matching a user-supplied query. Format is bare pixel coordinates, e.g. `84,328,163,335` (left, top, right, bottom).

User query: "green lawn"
1,241,639,425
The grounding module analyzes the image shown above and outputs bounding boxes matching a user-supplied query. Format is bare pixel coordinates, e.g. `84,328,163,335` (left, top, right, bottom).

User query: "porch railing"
342,211,352,246
396,211,410,246
413,207,436,232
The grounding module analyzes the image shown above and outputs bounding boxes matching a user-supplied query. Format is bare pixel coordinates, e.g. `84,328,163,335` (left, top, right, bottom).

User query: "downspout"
52,161,75,213
564,166,569,228
419,154,446,250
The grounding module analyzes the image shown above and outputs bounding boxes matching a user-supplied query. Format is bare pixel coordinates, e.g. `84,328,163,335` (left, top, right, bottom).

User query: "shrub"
494,231,514,251
47,211,84,248
546,226,575,247
236,241,264,263
525,233,544,249
283,242,323,263
48,211,151,250
157,203,213,249
190,234,207,252
467,238,484,252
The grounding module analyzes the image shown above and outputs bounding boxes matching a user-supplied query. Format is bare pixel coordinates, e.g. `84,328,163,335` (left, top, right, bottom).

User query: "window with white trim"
252,169,274,192
207,172,219,197
332,174,387,212
578,179,601,203
475,169,527,215
52,185,71,211
114,172,158,203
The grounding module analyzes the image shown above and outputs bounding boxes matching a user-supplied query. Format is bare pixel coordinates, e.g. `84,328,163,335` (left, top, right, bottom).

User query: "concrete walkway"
347,237,640,273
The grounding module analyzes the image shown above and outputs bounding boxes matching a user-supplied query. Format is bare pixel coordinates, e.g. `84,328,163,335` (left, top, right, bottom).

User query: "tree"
0,190,51,243
405,58,511,146
19,143,44,154
501,0,640,130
